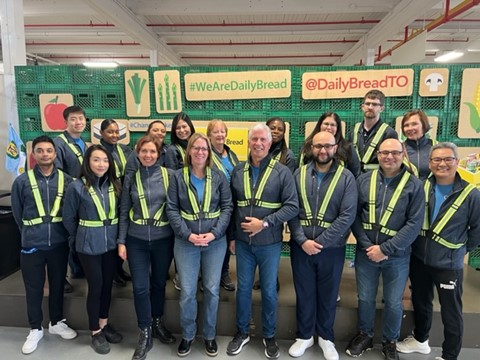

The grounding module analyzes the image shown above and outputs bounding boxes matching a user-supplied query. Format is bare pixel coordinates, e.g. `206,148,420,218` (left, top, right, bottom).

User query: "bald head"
311,131,337,170
377,138,404,177
312,131,336,145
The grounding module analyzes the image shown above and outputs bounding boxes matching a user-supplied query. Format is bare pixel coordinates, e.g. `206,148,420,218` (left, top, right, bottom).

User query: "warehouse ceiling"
10,0,480,66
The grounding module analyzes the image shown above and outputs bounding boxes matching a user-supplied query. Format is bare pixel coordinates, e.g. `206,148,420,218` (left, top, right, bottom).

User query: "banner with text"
185,70,291,101
302,69,414,99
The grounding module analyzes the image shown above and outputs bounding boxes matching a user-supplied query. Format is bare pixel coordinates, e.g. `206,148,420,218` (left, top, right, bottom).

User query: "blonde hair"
184,133,213,168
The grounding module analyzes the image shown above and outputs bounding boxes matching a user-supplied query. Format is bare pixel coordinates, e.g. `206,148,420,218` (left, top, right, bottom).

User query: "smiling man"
397,142,480,360
348,90,398,173
227,123,298,359
347,138,424,360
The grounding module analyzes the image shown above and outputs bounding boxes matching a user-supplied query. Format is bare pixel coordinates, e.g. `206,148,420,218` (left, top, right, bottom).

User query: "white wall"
0,74,16,191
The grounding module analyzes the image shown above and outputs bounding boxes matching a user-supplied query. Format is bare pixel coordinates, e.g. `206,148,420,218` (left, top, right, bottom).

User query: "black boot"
152,316,176,344
132,326,152,360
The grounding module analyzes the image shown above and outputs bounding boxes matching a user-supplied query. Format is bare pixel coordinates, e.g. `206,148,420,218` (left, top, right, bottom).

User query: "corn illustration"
464,81,480,132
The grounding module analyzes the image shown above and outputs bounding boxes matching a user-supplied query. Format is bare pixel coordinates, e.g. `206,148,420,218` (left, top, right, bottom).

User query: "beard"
315,154,334,165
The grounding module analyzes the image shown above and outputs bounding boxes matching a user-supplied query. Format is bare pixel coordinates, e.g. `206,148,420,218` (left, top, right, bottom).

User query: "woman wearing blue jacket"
118,135,176,360
63,144,123,355
167,133,233,357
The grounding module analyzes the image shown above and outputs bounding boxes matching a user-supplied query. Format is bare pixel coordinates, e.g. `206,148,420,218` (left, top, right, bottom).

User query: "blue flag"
6,124,26,177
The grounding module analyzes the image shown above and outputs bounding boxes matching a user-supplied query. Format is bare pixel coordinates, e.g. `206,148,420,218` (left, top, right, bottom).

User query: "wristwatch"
262,220,269,229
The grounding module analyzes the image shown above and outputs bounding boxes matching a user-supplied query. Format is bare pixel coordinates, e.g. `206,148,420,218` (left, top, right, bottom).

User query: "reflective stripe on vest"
212,150,238,176
353,122,388,166
420,181,475,249
129,167,169,227
23,170,65,226
79,179,118,227
58,134,83,165
176,145,186,163
237,158,282,209
298,164,344,228
362,170,411,237
113,144,127,178
180,167,220,221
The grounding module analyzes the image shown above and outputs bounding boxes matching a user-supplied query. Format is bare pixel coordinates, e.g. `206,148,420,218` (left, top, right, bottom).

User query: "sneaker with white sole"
49,319,77,339
22,328,44,354
289,337,314,357
319,337,339,360
396,335,431,354
434,357,445,360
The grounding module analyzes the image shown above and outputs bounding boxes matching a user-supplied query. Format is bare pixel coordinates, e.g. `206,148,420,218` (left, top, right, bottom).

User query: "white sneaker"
435,357,445,360
49,319,78,339
288,337,314,357
22,328,44,354
396,335,431,354
318,337,339,360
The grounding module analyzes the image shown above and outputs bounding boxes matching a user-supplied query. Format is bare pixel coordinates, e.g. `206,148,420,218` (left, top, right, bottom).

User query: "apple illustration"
44,96,68,130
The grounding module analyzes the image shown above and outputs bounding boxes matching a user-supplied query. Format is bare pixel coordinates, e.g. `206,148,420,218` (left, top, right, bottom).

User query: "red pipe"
377,0,480,62
167,39,358,46
26,41,140,46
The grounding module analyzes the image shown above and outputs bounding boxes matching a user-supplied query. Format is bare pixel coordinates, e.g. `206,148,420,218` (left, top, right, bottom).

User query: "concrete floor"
2,326,480,360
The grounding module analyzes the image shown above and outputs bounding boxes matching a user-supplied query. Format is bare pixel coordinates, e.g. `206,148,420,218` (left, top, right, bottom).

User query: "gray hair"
429,142,459,159
248,123,272,142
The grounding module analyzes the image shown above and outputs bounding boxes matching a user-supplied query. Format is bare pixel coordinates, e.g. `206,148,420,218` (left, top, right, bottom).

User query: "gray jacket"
352,166,424,257
412,174,480,270
288,160,357,248
118,162,174,243
124,144,169,178
231,156,299,246
11,166,72,249
404,136,434,181
63,177,119,255
164,145,185,170
166,167,233,243
53,131,86,178
269,141,298,174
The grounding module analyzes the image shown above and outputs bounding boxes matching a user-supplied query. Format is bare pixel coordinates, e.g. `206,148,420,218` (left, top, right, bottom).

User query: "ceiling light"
434,51,464,63
83,61,118,68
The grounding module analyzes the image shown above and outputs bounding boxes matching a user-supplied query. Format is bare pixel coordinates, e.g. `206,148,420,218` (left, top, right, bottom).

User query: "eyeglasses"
191,146,209,153
321,122,337,128
430,157,456,164
311,144,336,151
363,102,383,107
377,150,403,157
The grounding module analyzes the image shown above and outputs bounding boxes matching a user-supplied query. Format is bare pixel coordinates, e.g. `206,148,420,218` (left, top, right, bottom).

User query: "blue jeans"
235,240,281,338
126,235,174,328
355,249,410,342
174,237,226,340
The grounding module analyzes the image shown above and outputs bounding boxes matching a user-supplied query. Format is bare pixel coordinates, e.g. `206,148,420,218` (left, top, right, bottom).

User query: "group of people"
10,88,480,360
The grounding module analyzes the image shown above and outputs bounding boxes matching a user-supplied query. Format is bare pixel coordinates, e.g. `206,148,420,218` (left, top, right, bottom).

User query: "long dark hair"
266,117,289,164
301,112,352,165
170,112,195,147
81,144,121,195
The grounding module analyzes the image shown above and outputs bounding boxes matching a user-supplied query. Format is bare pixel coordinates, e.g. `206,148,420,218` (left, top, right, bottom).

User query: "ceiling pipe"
377,0,480,61
181,54,342,59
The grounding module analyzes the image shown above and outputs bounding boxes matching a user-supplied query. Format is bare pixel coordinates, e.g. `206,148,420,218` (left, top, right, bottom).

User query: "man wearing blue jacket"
12,135,77,355
397,142,480,360
227,123,299,359
288,131,357,360
347,138,424,360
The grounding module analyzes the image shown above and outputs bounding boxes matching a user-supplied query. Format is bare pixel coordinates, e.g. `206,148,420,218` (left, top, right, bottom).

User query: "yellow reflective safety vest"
113,144,128,178
353,122,389,171
237,158,282,210
180,167,221,221
22,169,65,226
129,167,169,227
362,170,411,236
79,179,118,227
298,164,344,228
212,150,238,176
58,133,83,165
420,181,476,249
176,145,186,163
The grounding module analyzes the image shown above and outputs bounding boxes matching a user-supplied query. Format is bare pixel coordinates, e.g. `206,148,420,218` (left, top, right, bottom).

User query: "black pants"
78,250,117,331
21,243,69,329
410,255,464,360
290,241,345,341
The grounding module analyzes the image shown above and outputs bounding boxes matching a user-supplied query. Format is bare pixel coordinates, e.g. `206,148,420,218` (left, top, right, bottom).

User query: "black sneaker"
346,331,373,357
263,337,279,359
226,332,250,355
177,338,193,357
91,331,110,354
205,339,218,357
382,341,399,360
102,323,123,344
221,274,235,291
